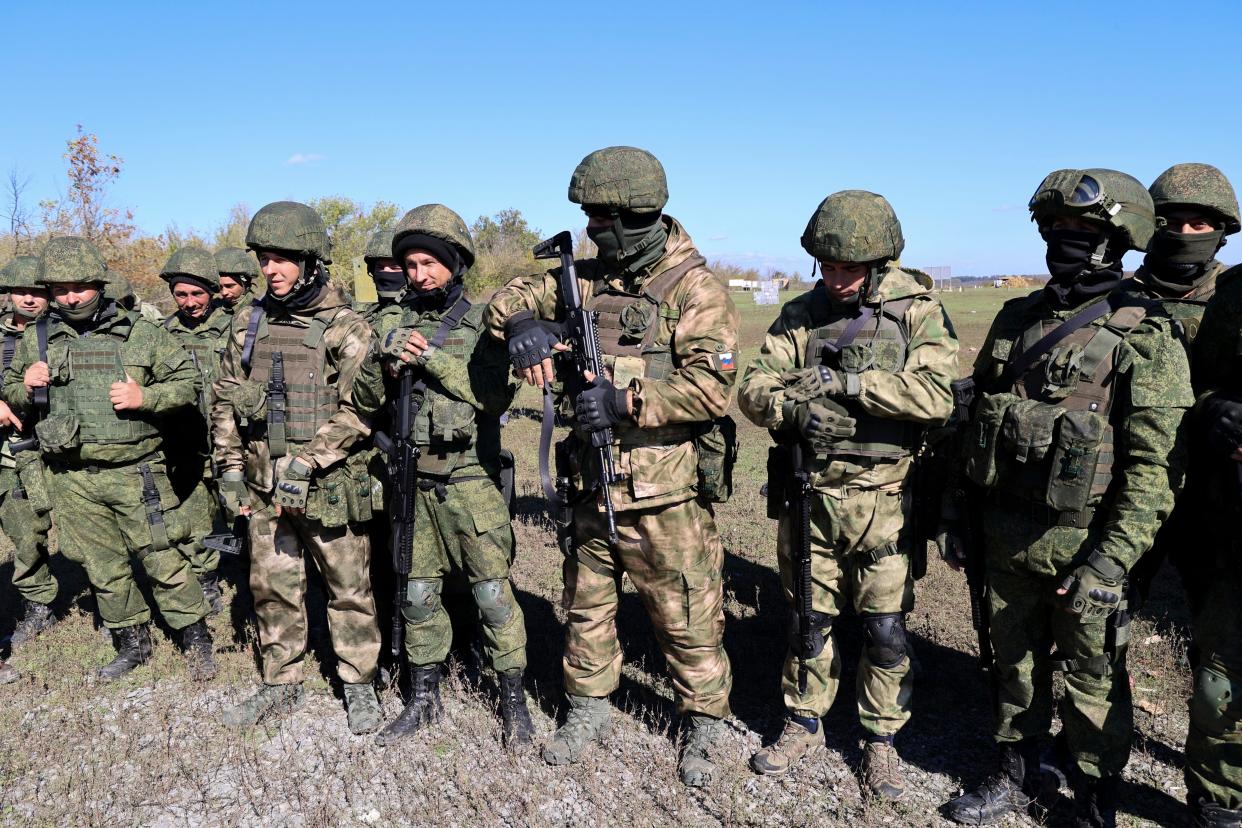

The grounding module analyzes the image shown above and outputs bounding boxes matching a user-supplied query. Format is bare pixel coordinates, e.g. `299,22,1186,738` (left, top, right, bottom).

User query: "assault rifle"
374,368,420,658
532,230,619,545
788,442,816,695
203,516,249,557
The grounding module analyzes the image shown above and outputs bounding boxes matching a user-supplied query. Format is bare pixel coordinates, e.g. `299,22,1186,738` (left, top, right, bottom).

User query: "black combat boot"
498,670,535,752
181,620,217,681
97,623,153,682
10,600,58,647
943,741,1038,825
1072,772,1119,828
375,665,442,746
1194,796,1242,827
198,573,223,617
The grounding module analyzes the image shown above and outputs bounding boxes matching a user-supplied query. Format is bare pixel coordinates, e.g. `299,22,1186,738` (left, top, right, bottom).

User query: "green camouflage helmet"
160,245,220,289
392,204,476,268
37,236,109,285
0,256,42,290
215,246,261,281
568,146,668,214
1149,163,1240,235
1028,168,1155,251
363,227,397,264
800,190,905,263
245,200,332,264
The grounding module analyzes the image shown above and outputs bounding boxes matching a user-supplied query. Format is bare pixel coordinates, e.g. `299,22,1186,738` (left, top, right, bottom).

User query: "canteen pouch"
1046,409,1106,513
696,416,738,504
963,392,1017,488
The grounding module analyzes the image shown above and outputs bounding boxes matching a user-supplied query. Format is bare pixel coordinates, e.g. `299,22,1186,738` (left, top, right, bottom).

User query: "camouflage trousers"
987,567,1132,779
777,486,914,736
563,496,732,719
173,478,223,578
400,478,526,673
50,461,207,630
0,482,56,605
1185,556,1242,810
247,500,380,685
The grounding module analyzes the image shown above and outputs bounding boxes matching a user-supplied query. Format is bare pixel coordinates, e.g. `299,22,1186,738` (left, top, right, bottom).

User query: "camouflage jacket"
970,289,1192,572
354,295,517,478
1120,259,1227,345
1185,263,1242,511
486,216,740,511
211,282,373,492
1,303,198,465
738,267,958,491
353,298,398,329
163,303,231,416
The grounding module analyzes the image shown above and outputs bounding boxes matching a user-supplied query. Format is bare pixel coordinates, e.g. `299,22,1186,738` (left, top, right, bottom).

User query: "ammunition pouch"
306,460,374,529
766,444,792,520
35,414,81,455
694,415,737,504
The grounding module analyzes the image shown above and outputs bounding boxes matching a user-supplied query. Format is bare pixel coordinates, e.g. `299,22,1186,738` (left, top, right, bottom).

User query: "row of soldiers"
0,147,1237,828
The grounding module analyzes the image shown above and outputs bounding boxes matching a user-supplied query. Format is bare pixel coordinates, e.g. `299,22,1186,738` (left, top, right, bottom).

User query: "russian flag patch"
716,352,735,370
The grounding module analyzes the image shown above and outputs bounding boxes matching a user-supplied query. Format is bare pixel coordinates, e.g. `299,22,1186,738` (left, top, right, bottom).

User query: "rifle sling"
1000,294,1151,386
33,317,49,413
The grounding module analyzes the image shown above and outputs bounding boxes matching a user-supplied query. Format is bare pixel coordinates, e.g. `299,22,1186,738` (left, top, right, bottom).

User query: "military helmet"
801,190,905,263
568,146,669,214
392,204,476,269
160,246,221,289
37,236,109,285
1028,168,1155,251
1149,163,1240,236
215,246,261,281
245,201,332,264
363,227,397,265
103,272,133,303
0,256,42,290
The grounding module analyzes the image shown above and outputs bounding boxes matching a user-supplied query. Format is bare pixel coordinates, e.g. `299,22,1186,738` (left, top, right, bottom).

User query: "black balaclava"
1143,225,1226,295
1042,227,1125,309
394,233,466,312
369,265,407,303
587,210,668,280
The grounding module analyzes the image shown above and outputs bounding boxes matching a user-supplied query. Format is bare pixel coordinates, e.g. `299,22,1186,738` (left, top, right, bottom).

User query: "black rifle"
788,442,815,695
267,352,288,458
946,376,993,674
203,516,249,557
374,368,420,658
532,230,619,545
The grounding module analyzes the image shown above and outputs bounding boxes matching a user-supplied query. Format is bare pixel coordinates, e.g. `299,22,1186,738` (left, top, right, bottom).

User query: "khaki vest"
246,309,343,446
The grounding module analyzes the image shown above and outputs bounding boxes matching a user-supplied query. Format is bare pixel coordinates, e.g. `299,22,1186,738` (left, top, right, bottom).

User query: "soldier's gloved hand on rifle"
506,311,566,387
274,458,313,515
786,398,856,452
1202,392,1242,457
1057,552,1125,619
575,373,631,433
219,470,250,518
781,366,847,404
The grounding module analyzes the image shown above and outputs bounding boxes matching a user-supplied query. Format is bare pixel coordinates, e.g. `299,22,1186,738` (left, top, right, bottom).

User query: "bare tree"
3,167,33,256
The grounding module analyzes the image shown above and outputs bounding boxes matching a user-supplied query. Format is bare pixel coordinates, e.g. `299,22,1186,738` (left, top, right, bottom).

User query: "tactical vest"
45,316,160,444
806,296,920,459
1,331,16,372
585,255,705,446
965,299,1152,523
165,313,227,415
244,308,344,446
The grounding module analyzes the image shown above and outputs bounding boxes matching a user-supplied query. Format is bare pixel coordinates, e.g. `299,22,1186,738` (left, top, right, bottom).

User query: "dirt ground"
0,286,1197,827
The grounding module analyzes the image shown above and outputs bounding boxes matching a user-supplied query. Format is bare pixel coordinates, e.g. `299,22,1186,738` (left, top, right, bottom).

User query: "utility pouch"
14,451,52,514
963,392,1017,488
499,449,516,518
35,414,81,455
307,464,352,529
343,457,375,524
695,416,738,504
1046,409,1106,513
1001,400,1059,464
430,396,474,442
766,444,792,520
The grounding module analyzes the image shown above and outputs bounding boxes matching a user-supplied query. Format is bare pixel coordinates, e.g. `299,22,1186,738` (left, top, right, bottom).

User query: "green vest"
246,308,344,447
165,306,230,416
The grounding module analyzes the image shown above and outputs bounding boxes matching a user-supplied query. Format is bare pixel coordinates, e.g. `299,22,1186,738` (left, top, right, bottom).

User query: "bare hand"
109,373,144,411
24,361,49,392
397,330,430,364
0,401,22,431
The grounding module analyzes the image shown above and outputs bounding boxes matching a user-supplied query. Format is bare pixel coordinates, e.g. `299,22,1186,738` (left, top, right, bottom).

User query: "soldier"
0,236,216,681
486,146,739,786
1123,164,1240,611
159,246,234,613
942,170,1192,827
0,256,62,647
212,201,383,734
352,204,532,749
214,247,262,313
354,227,403,327
738,191,958,798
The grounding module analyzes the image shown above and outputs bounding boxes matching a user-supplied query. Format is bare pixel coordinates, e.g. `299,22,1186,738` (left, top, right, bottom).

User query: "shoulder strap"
643,254,707,304
1076,302,1153,381
1001,296,1123,385
33,318,49,413
1,333,15,372
410,296,473,397
163,314,177,331
822,306,877,358
302,307,344,348
240,300,265,376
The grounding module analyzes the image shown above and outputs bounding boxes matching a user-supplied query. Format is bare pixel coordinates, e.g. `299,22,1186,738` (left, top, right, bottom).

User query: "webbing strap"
1076,304,1151,382
239,300,265,375
1003,295,1152,385
1,333,15,372
409,296,472,403
32,318,49,413
137,463,170,551
1051,652,1113,678
823,306,877,357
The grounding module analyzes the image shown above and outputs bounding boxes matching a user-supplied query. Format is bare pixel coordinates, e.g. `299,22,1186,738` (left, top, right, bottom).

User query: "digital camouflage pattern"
1126,259,1228,338
1028,168,1156,251
1149,162,1241,232
363,227,396,264
245,201,332,263
738,268,958,733
0,255,41,289
215,247,262,280
568,146,668,213
800,191,906,263
37,235,108,284
392,204,476,268
161,246,221,289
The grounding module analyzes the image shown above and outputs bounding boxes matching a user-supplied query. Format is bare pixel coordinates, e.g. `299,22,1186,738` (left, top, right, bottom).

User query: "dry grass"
0,287,1193,827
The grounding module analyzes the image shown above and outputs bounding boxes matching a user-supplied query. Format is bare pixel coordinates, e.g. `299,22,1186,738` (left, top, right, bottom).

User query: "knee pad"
472,579,514,628
403,579,443,625
1190,664,1239,737
788,610,833,660
861,612,908,669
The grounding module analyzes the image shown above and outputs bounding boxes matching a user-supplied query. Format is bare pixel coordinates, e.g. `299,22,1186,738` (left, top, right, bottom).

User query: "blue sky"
3,1,1240,277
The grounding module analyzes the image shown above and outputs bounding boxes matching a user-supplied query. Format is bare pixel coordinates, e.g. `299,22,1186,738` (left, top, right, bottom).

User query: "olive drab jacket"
966,289,1193,576
164,303,232,418
1,303,199,466
737,266,959,491
1122,259,1229,345
486,216,739,512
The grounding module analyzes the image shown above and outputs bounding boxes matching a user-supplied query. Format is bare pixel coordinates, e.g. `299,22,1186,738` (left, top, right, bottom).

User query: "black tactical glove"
575,375,630,433
506,311,562,370
791,399,856,452
1059,552,1125,619
1203,392,1242,456
274,458,313,511
782,366,845,404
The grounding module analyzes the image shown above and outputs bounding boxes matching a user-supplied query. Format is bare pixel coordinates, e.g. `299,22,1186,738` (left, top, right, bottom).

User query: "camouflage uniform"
214,247,263,315
212,203,380,700
1,237,212,680
946,170,1191,827
353,227,402,328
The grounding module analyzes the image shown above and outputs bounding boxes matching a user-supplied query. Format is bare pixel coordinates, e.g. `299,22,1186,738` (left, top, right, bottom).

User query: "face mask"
1044,228,1108,281
1147,227,1224,267
371,269,407,300
586,223,623,265
55,291,102,322
586,214,667,276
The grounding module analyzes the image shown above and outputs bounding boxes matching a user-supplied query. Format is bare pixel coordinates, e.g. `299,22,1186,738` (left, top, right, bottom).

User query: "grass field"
0,285,1195,827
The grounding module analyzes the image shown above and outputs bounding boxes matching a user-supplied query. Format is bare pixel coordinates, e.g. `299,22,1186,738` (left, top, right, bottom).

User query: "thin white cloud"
708,234,728,241
285,153,326,166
